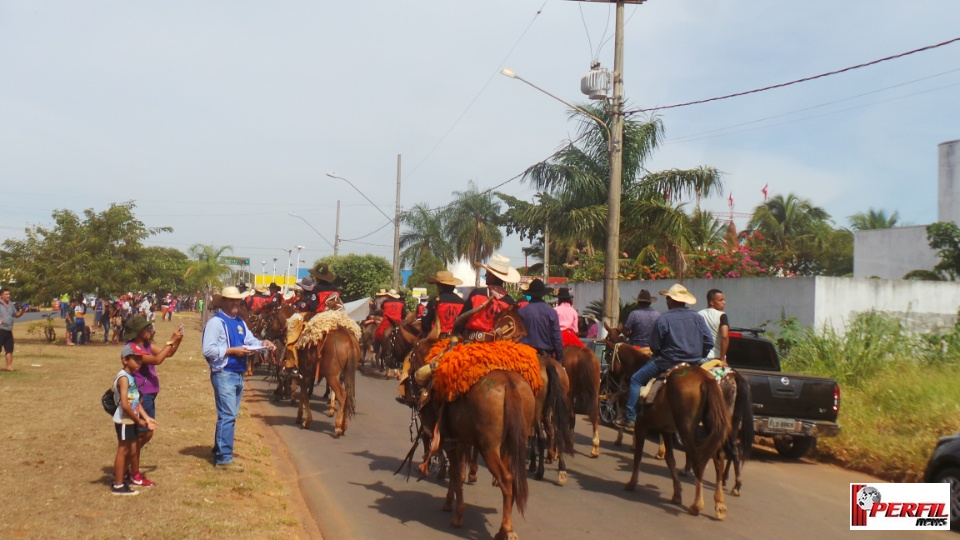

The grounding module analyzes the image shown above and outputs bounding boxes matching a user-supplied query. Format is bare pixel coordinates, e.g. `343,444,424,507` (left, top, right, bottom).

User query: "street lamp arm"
325,173,395,224
500,68,610,139
287,212,335,249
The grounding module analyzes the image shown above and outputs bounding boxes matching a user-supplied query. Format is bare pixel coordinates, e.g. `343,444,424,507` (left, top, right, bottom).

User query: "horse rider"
618,289,660,356
554,287,581,345
308,263,341,312
421,270,464,338
294,277,320,314
245,286,271,312
374,289,405,355
266,282,284,309
415,294,429,319
616,284,713,431
518,279,564,363
459,253,521,343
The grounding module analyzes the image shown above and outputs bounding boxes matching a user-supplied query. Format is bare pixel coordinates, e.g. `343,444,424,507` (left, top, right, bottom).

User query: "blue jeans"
211,370,244,464
625,360,667,422
102,319,111,342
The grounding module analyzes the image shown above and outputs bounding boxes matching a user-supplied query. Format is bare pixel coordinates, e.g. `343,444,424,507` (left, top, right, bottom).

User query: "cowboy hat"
121,315,152,342
525,278,550,297
254,286,269,294
308,262,336,283
556,287,573,301
268,282,281,291
426,270,463,286
419,293,430,301
636,289,658,304
385,288,400,299
212,285,251,309
659,284,696,305
374,288,390,297
296,277,316,291
473,253,521,284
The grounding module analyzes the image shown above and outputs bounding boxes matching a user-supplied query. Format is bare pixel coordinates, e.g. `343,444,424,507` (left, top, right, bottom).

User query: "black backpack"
101,386,117,415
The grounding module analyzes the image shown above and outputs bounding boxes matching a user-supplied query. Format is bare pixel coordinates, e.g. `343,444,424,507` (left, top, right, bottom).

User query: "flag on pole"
728,193,734,207
761,183,768,200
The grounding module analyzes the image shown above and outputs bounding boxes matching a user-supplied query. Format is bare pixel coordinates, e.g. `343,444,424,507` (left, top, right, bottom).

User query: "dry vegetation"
0,312,318,539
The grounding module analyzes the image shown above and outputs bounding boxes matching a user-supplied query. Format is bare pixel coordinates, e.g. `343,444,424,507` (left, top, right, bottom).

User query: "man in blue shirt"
518,279,564,363
618,289,660,353
616,284,713,431
202,286,275,470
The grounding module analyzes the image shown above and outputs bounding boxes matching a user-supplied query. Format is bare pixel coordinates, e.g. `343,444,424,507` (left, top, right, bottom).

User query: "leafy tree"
184,244,233,296
320,254,392,302
399,203,455,270
406,251,446,297
447,181,503,286
849,208,899,231
926,222,960,280
747,193,835,275
1,202,173,303
142,246,190,294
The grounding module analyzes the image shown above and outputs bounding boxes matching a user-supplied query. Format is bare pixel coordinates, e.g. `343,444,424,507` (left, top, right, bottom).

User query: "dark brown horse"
295,327,360,437
625,364,732,519
717,369,753,496
529,355,575,486
562,345,602,458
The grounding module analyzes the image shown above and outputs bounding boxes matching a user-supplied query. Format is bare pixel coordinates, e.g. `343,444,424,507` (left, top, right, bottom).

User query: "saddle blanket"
426,338,543,402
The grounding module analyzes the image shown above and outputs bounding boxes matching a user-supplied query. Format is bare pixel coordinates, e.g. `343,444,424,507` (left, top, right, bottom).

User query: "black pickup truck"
726,328,841,459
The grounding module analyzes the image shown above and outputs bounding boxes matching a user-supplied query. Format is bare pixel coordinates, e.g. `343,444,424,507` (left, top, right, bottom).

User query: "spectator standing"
698,289,730,366
201,286,274,470
94,297,104,333
60,292,69,318
73,297,87,345
111,342,156,495
65,300,76,346
0,288,25,371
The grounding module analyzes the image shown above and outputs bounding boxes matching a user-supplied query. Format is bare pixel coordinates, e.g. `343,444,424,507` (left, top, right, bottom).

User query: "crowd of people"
52,293,203,346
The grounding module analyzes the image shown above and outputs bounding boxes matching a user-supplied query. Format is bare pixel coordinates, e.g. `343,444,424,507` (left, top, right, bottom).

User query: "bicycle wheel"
598,373,619,426
45,327,56,343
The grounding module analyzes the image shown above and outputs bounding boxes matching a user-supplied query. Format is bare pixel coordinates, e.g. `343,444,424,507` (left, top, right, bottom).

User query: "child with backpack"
111,342,157,495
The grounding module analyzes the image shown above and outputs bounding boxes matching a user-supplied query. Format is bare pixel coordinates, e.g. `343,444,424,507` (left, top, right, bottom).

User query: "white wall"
813,276,960,333
938,139,960,224
853,226,939,279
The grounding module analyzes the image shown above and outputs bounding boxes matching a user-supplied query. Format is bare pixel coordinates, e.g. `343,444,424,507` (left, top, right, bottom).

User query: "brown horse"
529,355,575,485
717,369,753,496
295,327,360,437
358,319,378,368
625,364,732,519
601,330,653,446
562,345,602,458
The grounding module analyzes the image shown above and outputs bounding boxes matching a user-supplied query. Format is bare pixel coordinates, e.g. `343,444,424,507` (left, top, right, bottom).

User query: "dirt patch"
0,312,318,539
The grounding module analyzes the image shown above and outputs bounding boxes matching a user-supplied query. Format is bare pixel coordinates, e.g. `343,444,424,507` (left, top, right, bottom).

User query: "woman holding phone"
120,314,184,487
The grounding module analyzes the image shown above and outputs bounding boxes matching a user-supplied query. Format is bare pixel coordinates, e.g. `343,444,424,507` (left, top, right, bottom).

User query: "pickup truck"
726,328,841,459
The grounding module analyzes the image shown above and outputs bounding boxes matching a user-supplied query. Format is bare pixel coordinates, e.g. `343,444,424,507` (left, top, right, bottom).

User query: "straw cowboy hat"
385,289,401,299
427,270,463,287
296,277,316,292
308,262,336,283
211,285,251,308
659,284,697,305
121,315,152,342
374,288,390,297
636,289,658,304
473,253,521,284
419,293,430,302
556,287,573,302
525,278,550,298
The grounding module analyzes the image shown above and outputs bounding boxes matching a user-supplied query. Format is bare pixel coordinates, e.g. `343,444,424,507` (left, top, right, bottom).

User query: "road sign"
220,257,251,266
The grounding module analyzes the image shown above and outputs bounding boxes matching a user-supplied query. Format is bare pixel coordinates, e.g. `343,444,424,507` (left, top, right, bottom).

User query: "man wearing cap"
421,271,464,337
518,279,564,362
201,286,275,470
619,290,661,355
617,284,714,431
459,253,520,342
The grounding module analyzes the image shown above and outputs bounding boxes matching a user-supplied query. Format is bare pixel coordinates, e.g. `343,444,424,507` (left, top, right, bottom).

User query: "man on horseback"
618,289,660,356
616,284,713,431
308,263,341,312
459,253,520,343
518,279,563,362
699,288,730,367
421,270,463,338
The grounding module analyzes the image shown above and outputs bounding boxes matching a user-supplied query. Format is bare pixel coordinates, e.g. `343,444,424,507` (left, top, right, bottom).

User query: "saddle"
638,360,730,404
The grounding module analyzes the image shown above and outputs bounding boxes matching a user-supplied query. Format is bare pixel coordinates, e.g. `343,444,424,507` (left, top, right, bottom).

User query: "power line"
625,35,960,115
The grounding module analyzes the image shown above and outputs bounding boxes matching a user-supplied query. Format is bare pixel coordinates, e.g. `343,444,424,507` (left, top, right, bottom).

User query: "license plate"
767,418,797,431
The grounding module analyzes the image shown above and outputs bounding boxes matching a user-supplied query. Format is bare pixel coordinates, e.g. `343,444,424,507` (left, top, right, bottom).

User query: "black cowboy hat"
556,287,573,301
268,282,281,291
526,278,550,298
309,262,336,283
636,289,658,304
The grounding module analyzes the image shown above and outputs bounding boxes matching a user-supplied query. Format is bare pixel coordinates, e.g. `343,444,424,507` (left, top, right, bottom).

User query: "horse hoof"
442,503,452,512
558,471,568,486
716,505,727,520
590,448,600,458
496,532,519,540
671,496,683,506
334,429,343,438
323,411,335,418
451,517,462,528
300,422,309,430
688,504,702,516
624,482,636,492
466,474,477,484
731,487,741,497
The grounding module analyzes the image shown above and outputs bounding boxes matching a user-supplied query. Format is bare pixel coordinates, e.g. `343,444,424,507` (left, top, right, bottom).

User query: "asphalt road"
246,366,952,539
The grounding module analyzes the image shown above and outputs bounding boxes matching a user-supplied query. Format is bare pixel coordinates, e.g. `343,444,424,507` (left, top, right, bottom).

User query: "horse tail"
692,372,732,466
342,330,359,418
732,370,754,460
546,362,575,456
503,378,530,515
569,348,600,423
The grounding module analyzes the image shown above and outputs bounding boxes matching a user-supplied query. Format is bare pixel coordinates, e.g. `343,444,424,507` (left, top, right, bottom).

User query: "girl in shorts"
111,343,157,495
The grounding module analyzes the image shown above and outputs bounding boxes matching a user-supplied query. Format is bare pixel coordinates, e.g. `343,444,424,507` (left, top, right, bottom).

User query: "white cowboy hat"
385,289,401,299
659,284,697,305
212,286,251,308
473,253,521,284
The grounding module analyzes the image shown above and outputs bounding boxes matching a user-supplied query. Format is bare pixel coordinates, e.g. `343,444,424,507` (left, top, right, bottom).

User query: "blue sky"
2,1,958,283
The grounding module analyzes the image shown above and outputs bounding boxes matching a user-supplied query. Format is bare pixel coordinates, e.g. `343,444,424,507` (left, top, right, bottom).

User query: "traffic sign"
220,257,251,266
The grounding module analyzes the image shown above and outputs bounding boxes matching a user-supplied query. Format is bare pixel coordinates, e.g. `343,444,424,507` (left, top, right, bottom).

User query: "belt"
465,330,495,343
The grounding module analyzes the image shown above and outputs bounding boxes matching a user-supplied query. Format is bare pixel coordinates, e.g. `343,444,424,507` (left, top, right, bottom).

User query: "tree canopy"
320,254,393,302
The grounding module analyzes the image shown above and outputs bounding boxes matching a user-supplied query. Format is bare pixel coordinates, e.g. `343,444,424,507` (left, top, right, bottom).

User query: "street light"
500,65,624,330
282,248,293,294
326,170,402,290
272,257,278,277
293,246,305,288
288,212,335,250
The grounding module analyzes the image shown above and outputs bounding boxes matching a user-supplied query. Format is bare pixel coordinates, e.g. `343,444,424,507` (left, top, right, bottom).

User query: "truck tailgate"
737,368,839,423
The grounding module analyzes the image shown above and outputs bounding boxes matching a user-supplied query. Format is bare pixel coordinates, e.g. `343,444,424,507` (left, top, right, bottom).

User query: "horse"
601,328,653,446
528,355,575,486
624,363,732,519
561,345,601,458
294,327,360,437
717,369,753,496
358,318,379,369
404,325,536,540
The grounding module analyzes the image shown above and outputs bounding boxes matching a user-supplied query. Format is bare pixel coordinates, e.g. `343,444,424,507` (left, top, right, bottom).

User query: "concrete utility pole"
393,154,402,291
544,222,550,284
334,200,341,256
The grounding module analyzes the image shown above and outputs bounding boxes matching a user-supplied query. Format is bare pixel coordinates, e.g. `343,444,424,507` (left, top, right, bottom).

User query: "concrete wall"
570,276,960,334
938,139,960,224
853,225,939,279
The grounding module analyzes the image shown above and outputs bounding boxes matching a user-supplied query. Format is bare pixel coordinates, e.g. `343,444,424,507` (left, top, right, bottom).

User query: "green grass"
775,311,960,480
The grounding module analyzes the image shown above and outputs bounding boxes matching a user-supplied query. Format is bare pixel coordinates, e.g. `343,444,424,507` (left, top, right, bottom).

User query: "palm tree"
184,244,233,296
399,203,454,270
747,193,835,275
849,208,899,231
447,181,503,286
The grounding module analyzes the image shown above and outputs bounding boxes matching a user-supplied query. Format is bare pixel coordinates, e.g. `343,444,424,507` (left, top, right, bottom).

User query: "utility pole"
544,222,550,284
393,154,402,291
334,200,341,256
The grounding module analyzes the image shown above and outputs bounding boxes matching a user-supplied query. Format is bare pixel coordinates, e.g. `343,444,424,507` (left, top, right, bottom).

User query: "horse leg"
614,425,624,447
322,377,337,418
535,421,545,481
713,454,728,520
590,410,600,458
443,446,464,518
467,446,479,484
655,435,666,460
480,446,515,540
662,432,684,507
329,375,347,437
557,452,567,486
687,449,706,517
624,426,646,491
